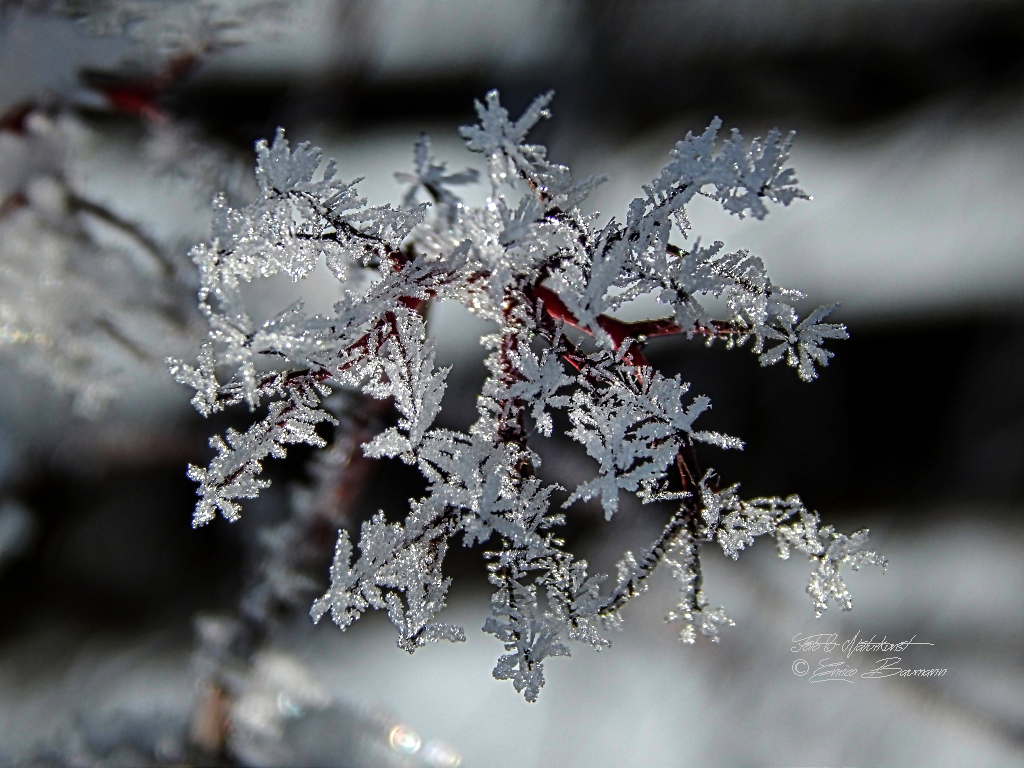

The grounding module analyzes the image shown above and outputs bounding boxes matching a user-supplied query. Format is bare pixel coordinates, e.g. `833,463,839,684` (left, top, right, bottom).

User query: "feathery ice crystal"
171,91,885,701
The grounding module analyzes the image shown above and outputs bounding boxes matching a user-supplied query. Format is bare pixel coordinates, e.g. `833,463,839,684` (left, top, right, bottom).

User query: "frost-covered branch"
174,90,883,701
0,107,200,413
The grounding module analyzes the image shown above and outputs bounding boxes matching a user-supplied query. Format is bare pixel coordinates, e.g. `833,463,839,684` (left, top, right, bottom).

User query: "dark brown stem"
599,496,699,618
596,437,707,618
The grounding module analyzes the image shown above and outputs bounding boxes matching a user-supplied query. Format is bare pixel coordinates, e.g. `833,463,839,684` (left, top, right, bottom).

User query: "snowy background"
1,1,1023,766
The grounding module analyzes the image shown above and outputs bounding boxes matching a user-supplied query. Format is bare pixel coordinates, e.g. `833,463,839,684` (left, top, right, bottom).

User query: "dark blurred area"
1,1,1023,766
160,1,1024,138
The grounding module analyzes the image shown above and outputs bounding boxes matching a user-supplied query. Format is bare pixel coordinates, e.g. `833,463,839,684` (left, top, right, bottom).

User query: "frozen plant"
0,106,200,415
172,91,885,702
0,0,282,416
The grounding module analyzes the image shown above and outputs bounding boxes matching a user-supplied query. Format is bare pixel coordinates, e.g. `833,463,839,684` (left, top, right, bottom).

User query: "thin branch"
68,192,177,277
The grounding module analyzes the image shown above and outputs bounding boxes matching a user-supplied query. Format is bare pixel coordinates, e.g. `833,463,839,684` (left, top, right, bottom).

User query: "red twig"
0,103,34,135
83,53,199,123
528,284,746,371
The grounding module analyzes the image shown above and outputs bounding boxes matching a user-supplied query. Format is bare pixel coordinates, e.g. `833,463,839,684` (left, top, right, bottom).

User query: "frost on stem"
0,107,198,415
173,90,884,701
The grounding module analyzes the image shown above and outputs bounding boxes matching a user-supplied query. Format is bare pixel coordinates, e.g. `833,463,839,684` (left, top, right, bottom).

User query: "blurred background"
0,1,1022,766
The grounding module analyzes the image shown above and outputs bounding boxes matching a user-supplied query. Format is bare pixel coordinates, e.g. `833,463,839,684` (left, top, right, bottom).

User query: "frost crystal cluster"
173,91,885,701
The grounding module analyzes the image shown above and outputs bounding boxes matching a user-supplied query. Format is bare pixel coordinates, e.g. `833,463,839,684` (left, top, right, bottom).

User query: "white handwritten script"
790,631,946,683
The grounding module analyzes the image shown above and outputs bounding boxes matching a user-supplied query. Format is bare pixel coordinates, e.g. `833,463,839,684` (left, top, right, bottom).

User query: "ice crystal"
174,90,884,700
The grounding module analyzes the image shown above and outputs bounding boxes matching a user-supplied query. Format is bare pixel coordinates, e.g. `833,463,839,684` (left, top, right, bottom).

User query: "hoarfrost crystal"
174,91,885,701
